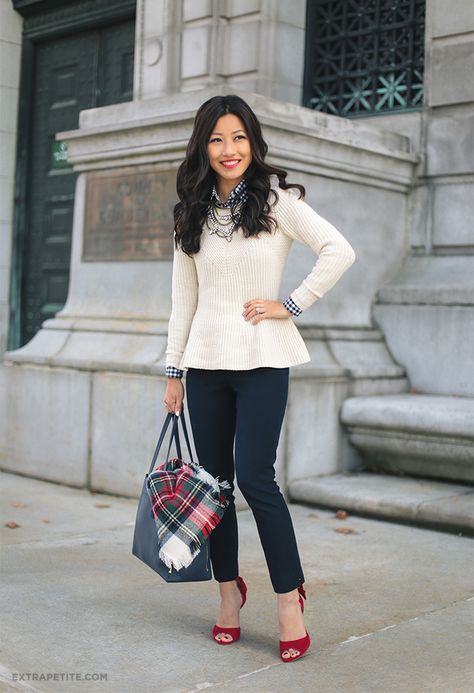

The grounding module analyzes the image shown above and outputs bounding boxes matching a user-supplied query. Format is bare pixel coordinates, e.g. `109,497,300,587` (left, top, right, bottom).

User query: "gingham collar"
210,178,248,208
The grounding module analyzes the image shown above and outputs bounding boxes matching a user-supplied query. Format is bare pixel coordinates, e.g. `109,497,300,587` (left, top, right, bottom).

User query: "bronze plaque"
83,165,176,261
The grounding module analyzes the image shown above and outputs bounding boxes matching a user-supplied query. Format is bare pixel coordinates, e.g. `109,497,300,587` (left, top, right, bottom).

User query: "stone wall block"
183,0,212,22
430,0,474,38
181,25,211,80
429,38,474,107
285,377,351,482
373,305,474,396
433,182,474,248
426,106,474,177
220,20,260,76
0,364,91,486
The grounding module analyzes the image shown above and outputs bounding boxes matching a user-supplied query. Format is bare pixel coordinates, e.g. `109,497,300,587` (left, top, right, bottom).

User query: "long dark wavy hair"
173,94,305,255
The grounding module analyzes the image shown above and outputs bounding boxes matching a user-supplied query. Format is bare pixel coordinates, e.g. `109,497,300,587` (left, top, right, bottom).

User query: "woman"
163,94,356,662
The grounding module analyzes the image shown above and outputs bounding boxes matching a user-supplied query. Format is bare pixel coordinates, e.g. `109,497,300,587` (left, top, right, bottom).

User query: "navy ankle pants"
185,366,305,594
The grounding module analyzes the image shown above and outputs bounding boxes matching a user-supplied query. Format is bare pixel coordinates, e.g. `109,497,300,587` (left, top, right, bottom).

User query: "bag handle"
147,407,195,475
148,413,176,474
166,408,195,467
173,408,195,466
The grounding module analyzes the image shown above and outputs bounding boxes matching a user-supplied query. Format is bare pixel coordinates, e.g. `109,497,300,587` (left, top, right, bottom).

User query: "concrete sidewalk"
1,470,473,693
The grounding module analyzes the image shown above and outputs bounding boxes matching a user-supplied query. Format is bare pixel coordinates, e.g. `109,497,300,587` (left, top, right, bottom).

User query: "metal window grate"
303,0,425,118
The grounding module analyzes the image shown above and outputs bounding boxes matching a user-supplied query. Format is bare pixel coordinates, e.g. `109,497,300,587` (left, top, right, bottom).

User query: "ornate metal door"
16,17,135,346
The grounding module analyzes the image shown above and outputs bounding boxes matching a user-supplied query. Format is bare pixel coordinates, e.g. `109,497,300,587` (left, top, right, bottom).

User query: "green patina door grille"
303,0,425,118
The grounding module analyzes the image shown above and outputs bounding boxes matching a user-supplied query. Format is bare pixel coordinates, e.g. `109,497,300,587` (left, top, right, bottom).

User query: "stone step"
289,472,474,534
341,394,474,483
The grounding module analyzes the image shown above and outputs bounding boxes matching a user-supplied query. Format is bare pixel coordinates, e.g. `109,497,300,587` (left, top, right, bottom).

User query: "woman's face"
207,113,252,188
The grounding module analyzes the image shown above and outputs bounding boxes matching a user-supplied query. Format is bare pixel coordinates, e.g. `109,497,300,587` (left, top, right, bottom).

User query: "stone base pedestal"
1,86,417,494
1,324,408,498
0,362,283,510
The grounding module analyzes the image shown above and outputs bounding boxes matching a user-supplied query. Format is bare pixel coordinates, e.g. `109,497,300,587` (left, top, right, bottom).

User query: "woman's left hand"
242,299,291,325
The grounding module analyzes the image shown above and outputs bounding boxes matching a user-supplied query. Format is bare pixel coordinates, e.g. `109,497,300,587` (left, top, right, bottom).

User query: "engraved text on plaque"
83,165,176,261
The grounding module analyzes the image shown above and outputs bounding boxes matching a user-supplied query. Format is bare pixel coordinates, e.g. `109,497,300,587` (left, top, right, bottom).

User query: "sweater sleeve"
165,235,199,370
275,188,356,312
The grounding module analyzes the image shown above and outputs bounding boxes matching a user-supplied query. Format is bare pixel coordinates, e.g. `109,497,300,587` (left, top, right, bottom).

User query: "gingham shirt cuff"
283,296,303,317
166,366,184,378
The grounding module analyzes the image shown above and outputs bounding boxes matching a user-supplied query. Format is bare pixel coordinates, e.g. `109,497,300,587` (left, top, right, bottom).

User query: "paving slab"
1,471,473,693
210,598,474,693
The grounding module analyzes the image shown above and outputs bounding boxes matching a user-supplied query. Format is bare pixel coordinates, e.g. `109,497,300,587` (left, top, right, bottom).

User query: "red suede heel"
279,631,311,662
212,623,241,644
280,584,311,662
298,584,306,613
212,575,247,645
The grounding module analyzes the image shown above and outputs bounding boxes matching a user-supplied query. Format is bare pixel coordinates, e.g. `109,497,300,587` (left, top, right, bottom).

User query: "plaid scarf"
147,458,231,571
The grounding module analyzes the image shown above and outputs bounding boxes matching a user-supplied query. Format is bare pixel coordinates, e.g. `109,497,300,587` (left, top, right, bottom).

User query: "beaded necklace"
207,179,248,242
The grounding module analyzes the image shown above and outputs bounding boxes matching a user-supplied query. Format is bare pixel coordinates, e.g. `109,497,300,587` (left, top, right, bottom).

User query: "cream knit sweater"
165,183,356,372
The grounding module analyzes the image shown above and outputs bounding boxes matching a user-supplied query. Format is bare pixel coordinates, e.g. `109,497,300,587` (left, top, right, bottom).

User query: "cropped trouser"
185,366,305,594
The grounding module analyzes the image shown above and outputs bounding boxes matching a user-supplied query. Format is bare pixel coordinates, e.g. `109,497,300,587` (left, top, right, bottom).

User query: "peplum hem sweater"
165,184,356,373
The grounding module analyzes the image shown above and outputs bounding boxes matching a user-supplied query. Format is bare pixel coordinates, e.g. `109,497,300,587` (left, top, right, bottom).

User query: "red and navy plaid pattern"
147,458,229,556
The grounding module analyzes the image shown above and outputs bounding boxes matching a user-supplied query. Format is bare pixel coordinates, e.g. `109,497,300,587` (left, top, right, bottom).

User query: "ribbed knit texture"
165,184,356,372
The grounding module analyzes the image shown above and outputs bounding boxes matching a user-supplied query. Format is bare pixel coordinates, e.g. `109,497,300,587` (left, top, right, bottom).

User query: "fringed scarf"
147,458,230,571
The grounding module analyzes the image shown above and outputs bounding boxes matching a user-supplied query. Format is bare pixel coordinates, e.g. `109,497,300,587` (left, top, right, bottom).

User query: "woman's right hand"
164,377,185,414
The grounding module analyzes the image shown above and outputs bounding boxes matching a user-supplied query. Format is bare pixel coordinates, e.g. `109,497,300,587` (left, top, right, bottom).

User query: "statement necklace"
207,202,244,242
206,180,248,242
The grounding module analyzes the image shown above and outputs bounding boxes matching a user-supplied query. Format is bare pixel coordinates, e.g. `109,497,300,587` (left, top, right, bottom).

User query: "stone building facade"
1,0,472,505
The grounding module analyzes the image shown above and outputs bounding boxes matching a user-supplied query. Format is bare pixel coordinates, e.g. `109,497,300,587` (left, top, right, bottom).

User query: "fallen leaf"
334,527,358,535
42,518,50,523
94,503,111,508
5,521,20,529
335,510,348,520
11,502,29,508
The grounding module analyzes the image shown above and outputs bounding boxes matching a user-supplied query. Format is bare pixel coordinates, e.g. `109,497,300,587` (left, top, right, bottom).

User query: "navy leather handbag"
132,410,212,582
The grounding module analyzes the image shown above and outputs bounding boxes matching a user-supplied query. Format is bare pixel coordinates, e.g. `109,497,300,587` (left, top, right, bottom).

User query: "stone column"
373,0,474,397
133,0,181,100
134,0,306,103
